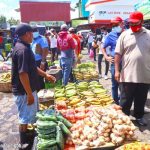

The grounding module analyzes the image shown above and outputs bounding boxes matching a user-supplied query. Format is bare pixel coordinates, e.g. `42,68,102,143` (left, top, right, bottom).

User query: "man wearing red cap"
102,16,124,104
115,11,150,126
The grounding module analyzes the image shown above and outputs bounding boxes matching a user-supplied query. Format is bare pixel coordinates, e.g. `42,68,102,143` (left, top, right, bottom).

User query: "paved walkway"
0,49,150,150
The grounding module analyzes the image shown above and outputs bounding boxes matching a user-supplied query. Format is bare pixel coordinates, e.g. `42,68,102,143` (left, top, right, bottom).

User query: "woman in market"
12,23,56,150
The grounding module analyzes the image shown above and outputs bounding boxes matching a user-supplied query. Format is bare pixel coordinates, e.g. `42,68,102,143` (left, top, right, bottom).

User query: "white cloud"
0,2,7,9
0,1,20,20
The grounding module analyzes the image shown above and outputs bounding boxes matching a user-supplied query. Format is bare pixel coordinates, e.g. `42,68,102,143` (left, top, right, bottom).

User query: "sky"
0,0,79,20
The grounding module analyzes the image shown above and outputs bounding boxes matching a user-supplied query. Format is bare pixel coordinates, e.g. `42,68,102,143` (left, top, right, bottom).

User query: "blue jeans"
110,64,119,104
60,57,73,85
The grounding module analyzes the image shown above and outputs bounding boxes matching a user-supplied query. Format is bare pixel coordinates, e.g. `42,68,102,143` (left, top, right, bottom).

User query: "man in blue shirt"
31,27,49,90
102,16,124,104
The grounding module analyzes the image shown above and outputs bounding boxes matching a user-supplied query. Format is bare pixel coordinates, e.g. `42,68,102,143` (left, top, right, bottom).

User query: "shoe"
104,75,108,80
136,118,147,126
99,74,102,78
144,106,150,113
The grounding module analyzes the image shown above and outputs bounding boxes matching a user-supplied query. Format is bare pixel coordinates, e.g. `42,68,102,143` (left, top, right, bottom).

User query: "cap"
128,11,143,23
111,16,123,24
50,28,55,32
15,23,33,37
69,27,75,32
60,24,68,31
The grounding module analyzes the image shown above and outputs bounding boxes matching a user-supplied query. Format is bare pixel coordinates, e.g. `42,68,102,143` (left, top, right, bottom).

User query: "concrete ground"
0,49,150,150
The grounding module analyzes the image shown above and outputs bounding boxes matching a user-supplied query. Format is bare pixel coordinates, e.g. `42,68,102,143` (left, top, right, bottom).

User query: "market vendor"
12,23,56,150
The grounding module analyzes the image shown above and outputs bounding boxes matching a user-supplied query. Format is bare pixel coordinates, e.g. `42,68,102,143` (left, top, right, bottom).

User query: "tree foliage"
0,15,7,25
8,17,20,26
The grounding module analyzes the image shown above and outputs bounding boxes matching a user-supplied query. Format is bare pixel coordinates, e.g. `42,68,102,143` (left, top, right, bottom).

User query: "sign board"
89,5,135,23
134,0,150,20
30,21,65,26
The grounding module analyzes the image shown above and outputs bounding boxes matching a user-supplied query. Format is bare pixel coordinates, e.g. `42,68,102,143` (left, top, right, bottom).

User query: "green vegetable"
38,133,56,139
58,122,71,135
37,127,56,135
37,139,57,150
57,115,72,128
56,126,64,150
37,120,57,130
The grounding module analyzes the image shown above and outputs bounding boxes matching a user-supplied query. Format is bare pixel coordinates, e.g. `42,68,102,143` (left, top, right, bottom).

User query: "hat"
50,28,55,32
15,23,33,37
128,11,143,23
111,16,123,24
60,24,68,31
69,27,75,32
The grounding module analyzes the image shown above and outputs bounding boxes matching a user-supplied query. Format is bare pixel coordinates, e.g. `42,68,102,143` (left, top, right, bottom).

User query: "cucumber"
57,115,72,128
58,122,71,135
56,126,64,150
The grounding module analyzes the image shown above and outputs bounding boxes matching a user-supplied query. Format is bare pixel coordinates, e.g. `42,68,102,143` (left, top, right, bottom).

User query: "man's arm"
19,72,34,105
102,48,114,63
37,67,56,83
114,53,122,82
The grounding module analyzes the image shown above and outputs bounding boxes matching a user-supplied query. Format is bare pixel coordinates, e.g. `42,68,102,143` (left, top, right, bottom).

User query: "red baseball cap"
111,16,123,24
128,11,143,23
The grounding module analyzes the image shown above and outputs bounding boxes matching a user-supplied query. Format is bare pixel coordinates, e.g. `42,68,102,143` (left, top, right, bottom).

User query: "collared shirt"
115,27,150,83
12,40,39,95
31,36,48,61
103,31,120,57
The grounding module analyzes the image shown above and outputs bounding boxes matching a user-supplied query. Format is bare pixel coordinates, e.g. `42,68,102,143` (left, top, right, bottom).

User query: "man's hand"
106,56,114,63
27,93,34,105
115,71,120,82
45,74,56,83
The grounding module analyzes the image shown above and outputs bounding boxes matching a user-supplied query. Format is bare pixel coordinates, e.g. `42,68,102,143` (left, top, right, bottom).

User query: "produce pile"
36,108,72,150
55,81,113,109
116,142,150,150
73,62,99,81
0,72,11,83
58,105,137,149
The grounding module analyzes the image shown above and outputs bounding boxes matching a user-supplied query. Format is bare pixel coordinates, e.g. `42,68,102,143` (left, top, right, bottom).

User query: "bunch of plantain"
93,88,107,94
74,72,83,80
55,89,65,98
65,89,77,98
0,72,11,83
55,97,67,102
68,96,81,106
39,104,49,110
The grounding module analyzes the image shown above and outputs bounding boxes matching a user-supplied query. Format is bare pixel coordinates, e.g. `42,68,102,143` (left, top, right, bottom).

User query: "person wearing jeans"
57,24,76,85
102,16,124,104
60,57,73,85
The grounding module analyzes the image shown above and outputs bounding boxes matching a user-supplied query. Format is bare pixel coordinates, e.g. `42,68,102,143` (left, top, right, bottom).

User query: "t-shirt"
103,31,120,57
50,35,57,48
115,27,150,83
31,36,48,61
12,40,39,95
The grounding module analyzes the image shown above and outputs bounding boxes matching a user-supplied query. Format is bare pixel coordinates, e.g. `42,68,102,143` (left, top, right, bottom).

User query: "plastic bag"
89,49,94,58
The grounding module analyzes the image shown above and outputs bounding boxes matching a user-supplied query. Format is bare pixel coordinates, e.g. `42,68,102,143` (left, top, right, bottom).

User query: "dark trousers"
98,54,109,75
120,83,149,119
36,60,46,91
93,48,97,61
51,47,58,62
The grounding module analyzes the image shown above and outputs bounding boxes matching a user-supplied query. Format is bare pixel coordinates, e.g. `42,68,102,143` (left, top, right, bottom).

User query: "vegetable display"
55,81,113,109
36,108,72,150
58,105,137,149
73,62,98,81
